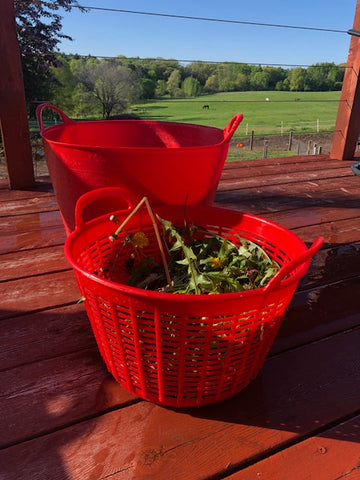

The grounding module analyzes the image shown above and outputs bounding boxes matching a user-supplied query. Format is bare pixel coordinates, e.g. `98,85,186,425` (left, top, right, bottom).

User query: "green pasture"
30,91,341,138
134,91,340,135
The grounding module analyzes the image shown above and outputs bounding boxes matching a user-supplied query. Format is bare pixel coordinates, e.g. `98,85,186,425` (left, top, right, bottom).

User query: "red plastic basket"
65,187,323,407
37,104,243,234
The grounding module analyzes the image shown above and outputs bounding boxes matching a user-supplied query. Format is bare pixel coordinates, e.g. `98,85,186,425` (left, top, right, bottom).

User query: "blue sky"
58,0,357,65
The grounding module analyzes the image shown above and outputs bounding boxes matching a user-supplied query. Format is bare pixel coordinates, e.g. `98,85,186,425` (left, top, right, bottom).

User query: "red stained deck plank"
227,416,360,480
293,217,360,245
0,304,95,371
216,179,360,216
0,270,79,319
0,349,138,448
216,175,360,211
273,275,360,354
0,244,68,281
222,154,329,170
217,165,352,191
220,156,349,181
0,210,65,254
0,194,58,217
1,327,359,479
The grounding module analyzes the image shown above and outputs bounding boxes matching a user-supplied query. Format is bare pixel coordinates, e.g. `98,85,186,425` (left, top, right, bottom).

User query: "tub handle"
223,114,244,142
36,103,73,133
263,237,323,293
74,187,140,230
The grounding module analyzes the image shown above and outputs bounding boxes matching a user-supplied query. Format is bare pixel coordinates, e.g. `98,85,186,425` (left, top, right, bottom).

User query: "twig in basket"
109,197,172,287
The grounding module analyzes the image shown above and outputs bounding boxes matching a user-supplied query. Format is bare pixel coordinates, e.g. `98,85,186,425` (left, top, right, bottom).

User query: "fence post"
263,140,268,158
307,140,312,155
288,131,293,151
250,130,254,150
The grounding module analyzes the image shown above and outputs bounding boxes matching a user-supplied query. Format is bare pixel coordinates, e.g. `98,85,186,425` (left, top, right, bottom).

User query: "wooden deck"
1,154,360,479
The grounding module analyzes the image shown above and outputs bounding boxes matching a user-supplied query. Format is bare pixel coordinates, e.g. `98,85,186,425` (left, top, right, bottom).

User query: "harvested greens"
108,210,280,294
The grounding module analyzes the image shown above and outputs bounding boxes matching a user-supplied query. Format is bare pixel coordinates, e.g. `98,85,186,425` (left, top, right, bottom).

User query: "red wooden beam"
0,0,35,188
330,0,360,160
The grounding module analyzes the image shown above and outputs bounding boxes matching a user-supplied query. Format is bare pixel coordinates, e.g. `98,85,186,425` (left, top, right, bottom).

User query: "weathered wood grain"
1,154,359,480
227,415,360,480
0,194,58,217
0,348,138,448
0,327,358,479
0,244,68,282
0,270,79,319
217,165,352,191
0,210,65,254
0,303,95,370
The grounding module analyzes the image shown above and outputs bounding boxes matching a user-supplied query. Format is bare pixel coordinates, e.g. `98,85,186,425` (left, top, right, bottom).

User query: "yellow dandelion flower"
131,231,149,248
209,256,223,269
189,223,197,235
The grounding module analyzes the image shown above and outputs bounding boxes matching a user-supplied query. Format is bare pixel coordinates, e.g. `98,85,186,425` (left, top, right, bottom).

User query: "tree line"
46,55,345,119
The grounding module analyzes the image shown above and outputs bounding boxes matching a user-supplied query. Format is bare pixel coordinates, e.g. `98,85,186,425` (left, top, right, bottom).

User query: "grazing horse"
202,104,209,110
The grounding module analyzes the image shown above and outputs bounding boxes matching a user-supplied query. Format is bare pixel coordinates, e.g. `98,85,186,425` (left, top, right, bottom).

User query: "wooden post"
307,140,312,155
250,130,254,150
330,0,360,160
288,131,293,151
0,0,35,188
263,140,268,159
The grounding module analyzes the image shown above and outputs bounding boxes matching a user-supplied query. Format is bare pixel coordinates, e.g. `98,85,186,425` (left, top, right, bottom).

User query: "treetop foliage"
49,55,345,117
14,0,85,114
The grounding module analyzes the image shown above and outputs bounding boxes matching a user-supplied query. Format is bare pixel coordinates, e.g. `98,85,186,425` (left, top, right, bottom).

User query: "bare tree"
77,61,140,118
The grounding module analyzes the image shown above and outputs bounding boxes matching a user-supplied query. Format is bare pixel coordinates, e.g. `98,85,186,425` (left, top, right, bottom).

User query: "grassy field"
30,91,340,136
134,90,340,135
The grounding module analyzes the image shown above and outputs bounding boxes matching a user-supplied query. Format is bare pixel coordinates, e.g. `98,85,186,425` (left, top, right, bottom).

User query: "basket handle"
36,103,73,134
263,237,324,293
74,187,140,229
223,114,244,142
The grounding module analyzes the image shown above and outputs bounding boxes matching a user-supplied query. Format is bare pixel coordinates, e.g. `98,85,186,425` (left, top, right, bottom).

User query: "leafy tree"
235,73,249,91
217,64,237,91
14,0,86,114
249,69,270,91
289,67,307,91
305,63,344,91
263,67,287,90
182,76,201,97
139,78,156,99
204,74,219,93
167,69,182,97
184,62,216,86
155,79,167,97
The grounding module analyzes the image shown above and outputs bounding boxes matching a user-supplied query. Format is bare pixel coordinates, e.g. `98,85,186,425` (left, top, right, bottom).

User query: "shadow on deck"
0,154,359,480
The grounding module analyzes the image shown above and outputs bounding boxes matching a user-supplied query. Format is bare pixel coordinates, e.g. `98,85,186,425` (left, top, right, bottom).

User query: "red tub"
37,104,243,233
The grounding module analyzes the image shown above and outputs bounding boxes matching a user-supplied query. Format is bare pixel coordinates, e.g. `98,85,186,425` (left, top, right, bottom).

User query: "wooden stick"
111,197,172,287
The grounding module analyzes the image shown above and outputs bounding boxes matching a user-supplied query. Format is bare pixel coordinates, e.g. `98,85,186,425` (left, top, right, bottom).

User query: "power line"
74,5,347,34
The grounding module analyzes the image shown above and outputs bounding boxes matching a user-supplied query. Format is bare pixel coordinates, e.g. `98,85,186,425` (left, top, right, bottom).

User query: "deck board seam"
0,397,143,451
0,300,80,322
212,409,360,480
270,324,360,359
0,267,72,284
